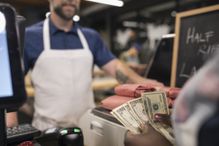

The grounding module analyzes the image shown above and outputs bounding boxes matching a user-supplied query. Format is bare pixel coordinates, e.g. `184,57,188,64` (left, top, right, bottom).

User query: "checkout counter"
24,71,126,146
79,107,127,146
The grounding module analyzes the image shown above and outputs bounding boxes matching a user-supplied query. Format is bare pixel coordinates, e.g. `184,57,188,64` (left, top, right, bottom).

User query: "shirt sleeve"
23,25,44,74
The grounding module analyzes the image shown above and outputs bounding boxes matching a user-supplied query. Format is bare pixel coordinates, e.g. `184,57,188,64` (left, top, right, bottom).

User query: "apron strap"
43,18,51,51
77,29,90,51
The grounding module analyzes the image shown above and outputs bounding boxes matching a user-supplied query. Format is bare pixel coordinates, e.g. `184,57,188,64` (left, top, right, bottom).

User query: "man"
119,29,147,75
22,0,163,131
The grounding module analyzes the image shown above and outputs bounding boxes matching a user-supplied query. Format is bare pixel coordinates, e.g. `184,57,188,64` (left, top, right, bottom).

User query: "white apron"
31,18,95,131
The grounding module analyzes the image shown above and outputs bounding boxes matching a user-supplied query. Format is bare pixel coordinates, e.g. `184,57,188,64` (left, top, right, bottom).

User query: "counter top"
92,106,122,126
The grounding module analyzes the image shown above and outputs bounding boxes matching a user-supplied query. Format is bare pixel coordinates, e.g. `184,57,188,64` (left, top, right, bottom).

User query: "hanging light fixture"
73,15,80,22
85,0,124,7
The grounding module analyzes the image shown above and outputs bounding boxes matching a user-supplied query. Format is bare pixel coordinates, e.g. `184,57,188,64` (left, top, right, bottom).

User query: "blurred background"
2,0,219,59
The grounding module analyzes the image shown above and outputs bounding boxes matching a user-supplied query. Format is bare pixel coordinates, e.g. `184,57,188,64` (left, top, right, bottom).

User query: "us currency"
111,107,140,134
111,111,132,129
111,91,174,144
128,98,149,124
142,91,169,120
142,91,174,144
123,103,142,125
111,104,141,134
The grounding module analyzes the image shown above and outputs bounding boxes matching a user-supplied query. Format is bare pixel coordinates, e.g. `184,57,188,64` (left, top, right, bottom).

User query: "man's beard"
54,4,78,21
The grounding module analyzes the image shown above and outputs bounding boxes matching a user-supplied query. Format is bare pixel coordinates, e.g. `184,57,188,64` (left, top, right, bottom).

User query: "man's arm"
6,112,18,127
101,59,164,87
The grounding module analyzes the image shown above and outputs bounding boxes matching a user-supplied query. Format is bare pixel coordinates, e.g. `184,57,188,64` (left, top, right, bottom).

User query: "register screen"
0,12,13,97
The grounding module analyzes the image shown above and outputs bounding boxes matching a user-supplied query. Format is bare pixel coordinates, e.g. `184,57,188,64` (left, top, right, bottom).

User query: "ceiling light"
162,34,175,39
123,21,138,28
73,15,80,22
85,0,124,7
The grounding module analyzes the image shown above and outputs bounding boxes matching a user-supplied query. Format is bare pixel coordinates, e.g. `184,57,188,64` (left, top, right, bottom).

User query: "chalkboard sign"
171,5,219,87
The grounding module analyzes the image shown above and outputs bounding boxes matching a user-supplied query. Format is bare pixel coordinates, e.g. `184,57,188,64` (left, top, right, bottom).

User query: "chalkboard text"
186,27,214,44
179,63,197,79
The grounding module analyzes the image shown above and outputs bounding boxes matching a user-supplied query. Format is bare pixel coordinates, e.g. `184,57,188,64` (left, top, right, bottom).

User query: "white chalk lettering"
179,63,197,79
186,27,195,44
186,27,214,44
205,31,215,42
197,43,219,58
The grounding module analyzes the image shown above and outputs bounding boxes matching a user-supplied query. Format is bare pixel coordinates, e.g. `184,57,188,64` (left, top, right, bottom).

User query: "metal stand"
0,109,7,146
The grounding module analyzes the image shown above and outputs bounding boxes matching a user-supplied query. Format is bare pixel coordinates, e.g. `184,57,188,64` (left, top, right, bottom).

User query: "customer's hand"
154,113,172,127
124,122,173,146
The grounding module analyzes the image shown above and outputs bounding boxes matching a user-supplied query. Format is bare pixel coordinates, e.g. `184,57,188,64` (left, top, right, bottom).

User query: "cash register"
0,3,41,146
0,3,84,146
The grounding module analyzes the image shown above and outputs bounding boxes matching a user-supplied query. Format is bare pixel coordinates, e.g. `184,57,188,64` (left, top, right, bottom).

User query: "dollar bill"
111,110,137,133
142,91,169,120
111,104,141,134
142,91,174,144
128,98,149,124
123,103,143,125
111,111,132,130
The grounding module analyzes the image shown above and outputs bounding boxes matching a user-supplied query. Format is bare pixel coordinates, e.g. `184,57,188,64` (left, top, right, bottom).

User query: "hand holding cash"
124,123,173,146
111,91,175,145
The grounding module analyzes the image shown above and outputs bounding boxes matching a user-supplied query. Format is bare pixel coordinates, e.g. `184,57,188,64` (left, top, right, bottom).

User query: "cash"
111,104,141,134
111,91,175,144
142,91,169,120
128,98,148,124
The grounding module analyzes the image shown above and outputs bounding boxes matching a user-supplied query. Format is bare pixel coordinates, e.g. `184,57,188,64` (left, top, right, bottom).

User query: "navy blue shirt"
24,19,115,74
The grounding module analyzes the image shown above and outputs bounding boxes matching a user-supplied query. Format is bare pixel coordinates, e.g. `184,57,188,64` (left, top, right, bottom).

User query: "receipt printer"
37,127,84,146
